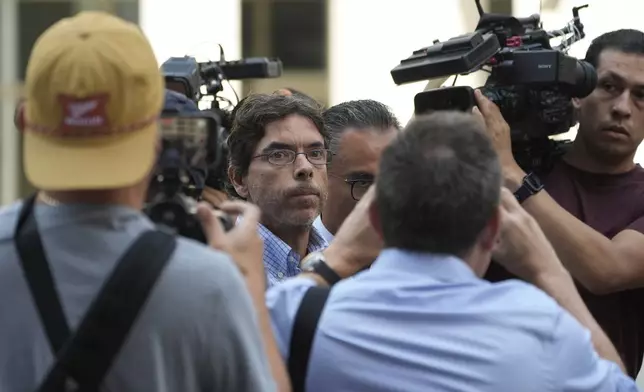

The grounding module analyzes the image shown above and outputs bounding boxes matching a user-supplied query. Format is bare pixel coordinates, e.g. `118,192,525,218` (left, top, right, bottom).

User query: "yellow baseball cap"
22,11,164,191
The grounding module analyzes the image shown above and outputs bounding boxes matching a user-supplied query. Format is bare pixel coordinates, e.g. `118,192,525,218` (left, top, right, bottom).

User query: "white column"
1,0,19,204
327,0,489,124
139,0,242,109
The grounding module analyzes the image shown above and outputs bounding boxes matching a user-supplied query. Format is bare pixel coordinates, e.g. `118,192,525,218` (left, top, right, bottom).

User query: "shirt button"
277,272,284,280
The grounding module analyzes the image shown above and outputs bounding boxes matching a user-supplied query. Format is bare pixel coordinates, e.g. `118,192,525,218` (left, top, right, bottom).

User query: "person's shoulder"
153,236,251,320
488,278,559,309
630,164,644,179
482,279,565,330
0,201,23,242
169,237,242,284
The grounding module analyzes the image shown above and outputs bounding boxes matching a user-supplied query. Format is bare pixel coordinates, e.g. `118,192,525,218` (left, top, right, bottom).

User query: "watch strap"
513,172,544,204
312,260,341,286
302,252,341,286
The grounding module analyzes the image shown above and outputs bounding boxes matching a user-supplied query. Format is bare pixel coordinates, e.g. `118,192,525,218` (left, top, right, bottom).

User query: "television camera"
391,0,597,173
145,48,282,243
162,48,282,189
145,112,232,242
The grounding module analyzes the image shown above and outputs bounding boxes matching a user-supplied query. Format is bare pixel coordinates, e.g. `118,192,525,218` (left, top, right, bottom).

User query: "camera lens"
572,60,597,98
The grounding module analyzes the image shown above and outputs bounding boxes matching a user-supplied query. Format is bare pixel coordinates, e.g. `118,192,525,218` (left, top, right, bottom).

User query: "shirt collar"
257,223,328,260
370,248,481,284
313,216,334,243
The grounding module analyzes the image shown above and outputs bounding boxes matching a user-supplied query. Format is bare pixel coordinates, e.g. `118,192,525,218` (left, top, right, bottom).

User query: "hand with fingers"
197,201,293,392
322,185,383,278
196,201,266,289
472,90,525,174
493,188,565,280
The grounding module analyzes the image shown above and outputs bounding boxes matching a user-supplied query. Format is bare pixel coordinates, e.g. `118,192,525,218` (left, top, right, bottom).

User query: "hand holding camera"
197,201,266,289
492,188,566,281
472,90,521,171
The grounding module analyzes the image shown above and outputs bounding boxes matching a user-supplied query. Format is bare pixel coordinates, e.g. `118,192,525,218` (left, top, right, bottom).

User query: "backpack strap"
288,285,331,392
15,193,71,355
14,194,177,391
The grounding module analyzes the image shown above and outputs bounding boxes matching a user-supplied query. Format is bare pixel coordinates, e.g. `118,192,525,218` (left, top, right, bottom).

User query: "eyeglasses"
253,149,331,166
328,173,373,201
345,179,373,201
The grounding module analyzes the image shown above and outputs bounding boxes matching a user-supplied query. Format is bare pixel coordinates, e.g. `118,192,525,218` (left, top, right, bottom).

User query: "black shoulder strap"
15,193,70,355
288,285,331,392
39,229,176,392
13,193,177,392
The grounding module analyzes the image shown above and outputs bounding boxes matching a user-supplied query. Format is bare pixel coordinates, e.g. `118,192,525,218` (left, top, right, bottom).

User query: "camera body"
391,1,597,173
145,112,234,243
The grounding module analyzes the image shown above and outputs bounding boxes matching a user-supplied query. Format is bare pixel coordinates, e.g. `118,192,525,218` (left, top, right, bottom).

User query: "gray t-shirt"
0,201,275,392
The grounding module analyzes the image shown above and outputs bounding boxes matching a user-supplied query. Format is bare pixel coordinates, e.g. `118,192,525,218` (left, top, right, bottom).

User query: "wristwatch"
301,251,342,286
513,172,544,204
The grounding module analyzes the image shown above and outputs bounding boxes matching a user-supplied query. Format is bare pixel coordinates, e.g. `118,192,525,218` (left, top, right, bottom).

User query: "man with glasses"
227,93,331,287
314,100,400,242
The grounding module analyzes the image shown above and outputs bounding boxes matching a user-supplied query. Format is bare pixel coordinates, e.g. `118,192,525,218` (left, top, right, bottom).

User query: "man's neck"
320,214,337,236
263,221,311,258
565,140,636,175
43,188,145,211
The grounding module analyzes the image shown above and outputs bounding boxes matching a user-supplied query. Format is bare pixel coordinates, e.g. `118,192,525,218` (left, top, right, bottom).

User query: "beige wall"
326,0,491,124
243,70,329,106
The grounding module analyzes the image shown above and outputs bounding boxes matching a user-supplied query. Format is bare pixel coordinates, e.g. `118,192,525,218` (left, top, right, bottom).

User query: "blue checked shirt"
258,223,328,288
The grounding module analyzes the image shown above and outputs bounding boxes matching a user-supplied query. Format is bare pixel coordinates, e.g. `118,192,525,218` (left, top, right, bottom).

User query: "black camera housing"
145,112,233,243
391,1,596,173
161,51,283,190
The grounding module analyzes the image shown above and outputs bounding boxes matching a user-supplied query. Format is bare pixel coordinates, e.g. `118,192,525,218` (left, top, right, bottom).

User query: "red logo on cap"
58,94,110,133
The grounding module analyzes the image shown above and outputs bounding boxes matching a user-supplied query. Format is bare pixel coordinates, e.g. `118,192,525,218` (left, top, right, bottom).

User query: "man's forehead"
256,114,323,150
335,127,397,168
597,49,644,86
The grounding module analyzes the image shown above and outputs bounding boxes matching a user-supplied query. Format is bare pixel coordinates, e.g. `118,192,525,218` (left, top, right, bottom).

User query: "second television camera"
391,0,597,173
145,49,283,242
161,49,282,189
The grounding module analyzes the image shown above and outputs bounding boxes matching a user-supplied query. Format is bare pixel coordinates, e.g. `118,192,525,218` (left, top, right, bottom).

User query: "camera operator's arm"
475,90,644,294
198,202,291,392
494,188,625,372
300,186,383,286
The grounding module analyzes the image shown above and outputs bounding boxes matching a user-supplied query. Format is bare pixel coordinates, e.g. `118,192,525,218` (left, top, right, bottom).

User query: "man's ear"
227,166,249,199
368,199,384,240
14,98,25,130
572,97,581,110
480,206,501,252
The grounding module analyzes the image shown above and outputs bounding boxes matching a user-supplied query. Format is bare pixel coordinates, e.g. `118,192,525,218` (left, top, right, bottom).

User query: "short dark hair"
376,111,501,256
585,29,644,68
227,93,327,178
323,99,401,156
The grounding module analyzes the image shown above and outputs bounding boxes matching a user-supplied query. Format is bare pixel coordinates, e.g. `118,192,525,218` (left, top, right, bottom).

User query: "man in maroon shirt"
481,29,644,377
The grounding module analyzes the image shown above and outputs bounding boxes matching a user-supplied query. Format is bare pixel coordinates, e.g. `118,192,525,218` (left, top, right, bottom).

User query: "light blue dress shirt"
257,223,328,288
266,248,638,392
313,216,334,243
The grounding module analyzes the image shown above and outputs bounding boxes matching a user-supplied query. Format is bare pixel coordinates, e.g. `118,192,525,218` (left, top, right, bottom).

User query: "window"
18,1,75,196
271,0,326,69
489,0,512,15
18,1,75,80
242,0,326,70
114,0,139,24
